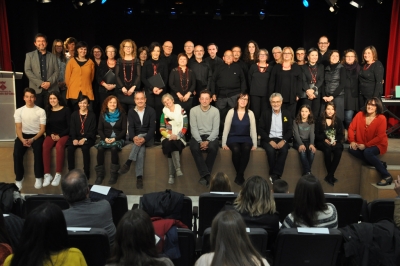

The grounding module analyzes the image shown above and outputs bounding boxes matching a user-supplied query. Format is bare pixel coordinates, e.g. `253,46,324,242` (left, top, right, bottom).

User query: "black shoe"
118,164,130,175
234,176,245,186
376,176,393,186
324,175,335,186
199,175,210,187
136,176,143,189
332,176,338,183
269,175,279,184
108,176,118,185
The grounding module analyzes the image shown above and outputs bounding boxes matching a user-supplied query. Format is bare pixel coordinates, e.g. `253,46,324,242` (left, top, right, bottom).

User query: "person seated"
106,209,174,266
209,172,231,192
394,176,400,229
348,98,391,186
0,209,12,265
3,203,87,266
2,210,24,252
272,179,289,193
195,210,269,266
61,169,116,245
282,174,338,228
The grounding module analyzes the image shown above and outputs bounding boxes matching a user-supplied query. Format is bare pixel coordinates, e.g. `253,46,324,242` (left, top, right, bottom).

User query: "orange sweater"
348,111,388,154
65,58,95,100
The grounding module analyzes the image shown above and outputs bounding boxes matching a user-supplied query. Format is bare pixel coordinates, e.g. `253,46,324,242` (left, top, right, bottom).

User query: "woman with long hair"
222,93,257,186
300,48,324,118
95,96,127,185
293,105,316,176
282,174,338,228
42,91,71,187
248,48,273,135
209,172,231,192
315,102,344,186
358,46,384,107
348,98,391,186
97,45,118,108
160,93,188,185
51,39,67,101
195,210,269,266
341,49,360,129
115,39,142,112
4,203,87,266
243,40,260,68
269,46,302,119
106,209,173,266
322,50,345,122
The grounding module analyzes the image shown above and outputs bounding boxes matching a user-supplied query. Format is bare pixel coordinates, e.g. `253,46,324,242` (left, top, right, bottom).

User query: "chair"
68,228,110,266
367,199,395,223
325,194,364,227
274,228,342,266
171,228,197,266
201,227,268,257
110,193,129,227
24,195,69,218
139,195,193,229
197,192,238,236
273,193,294,222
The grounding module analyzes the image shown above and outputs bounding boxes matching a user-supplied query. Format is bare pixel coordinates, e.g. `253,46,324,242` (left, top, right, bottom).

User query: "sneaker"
269,175,278,184
34,178,43,189
43,174,53,187
15,178,24,190
52,173,62,186
168,177,175,184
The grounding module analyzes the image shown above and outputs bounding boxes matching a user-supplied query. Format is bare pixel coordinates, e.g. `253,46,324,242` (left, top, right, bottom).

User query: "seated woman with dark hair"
282,174,338,228
195,210,269,266
348,97,391,186
106,209,174,266
3,203,87,266
209,172,232,192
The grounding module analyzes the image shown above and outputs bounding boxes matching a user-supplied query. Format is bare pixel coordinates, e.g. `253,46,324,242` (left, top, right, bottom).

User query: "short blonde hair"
278,46,295,65
119,39,137,59
161,93,174,103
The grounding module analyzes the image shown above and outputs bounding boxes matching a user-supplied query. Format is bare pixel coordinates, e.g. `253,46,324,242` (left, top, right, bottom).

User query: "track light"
325,0,339,14
72,0,84,9
349,0,364,8
303,0,309,8
377,0,383,4
86,0,97,4
37,0,52,3
259,9,266,20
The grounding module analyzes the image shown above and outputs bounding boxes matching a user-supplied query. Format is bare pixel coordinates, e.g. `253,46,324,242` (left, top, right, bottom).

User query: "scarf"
104,109,120,123
344,62,360,73
163,104,183,135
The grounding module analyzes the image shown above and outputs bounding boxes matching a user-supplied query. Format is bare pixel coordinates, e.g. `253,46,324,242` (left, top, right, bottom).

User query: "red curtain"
0,0,12,71
385,0,400,95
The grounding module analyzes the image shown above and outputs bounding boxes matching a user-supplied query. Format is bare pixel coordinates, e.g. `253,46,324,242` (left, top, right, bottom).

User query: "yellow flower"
284,117,288,122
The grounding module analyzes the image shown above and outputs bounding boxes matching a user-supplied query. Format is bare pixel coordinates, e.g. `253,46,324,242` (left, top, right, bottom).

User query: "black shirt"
37,50,47,82
318,49,331,67
204,56,224,73
210,63,247,97
248,63,273,96
188,58,212,91
141,58,169,94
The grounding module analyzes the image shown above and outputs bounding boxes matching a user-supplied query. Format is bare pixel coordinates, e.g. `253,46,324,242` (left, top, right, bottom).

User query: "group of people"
16,33,391,190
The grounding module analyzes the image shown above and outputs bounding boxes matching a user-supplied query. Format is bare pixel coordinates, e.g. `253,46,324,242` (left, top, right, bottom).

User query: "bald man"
161,41,178,74
210,50,247,134
184,40,194,60
189,45,212,106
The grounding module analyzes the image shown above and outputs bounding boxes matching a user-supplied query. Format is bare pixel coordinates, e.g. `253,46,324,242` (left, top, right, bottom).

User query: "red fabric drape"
0,0,12,71
385,0,400,96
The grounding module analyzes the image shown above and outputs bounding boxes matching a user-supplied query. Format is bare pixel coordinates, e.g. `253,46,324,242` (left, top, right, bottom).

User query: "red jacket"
348,111,388,154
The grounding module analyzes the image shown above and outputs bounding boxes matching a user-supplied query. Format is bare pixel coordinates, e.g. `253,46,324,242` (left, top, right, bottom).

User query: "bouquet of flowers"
325,128,336,144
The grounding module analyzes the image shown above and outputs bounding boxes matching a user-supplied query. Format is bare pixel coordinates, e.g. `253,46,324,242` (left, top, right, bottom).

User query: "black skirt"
162,139,185,155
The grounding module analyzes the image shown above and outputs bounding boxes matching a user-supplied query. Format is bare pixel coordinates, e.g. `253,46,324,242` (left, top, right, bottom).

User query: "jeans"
294,140,315,174
13,134,44,181
189,137,219,178
344,110,355,129
227,142,253,178
261,138,290,177
128,138,153,178
348,146,390,178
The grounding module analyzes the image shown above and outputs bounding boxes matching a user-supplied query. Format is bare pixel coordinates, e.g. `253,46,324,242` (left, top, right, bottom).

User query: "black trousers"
67,142,94,177
261,138,290,177
250,95,269,135
13,134,44,181
316,141,343,177
147,92,164,141
227,142,253,178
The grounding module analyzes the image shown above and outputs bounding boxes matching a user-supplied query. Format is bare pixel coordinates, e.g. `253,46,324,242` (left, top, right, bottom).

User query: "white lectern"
0,71,23,141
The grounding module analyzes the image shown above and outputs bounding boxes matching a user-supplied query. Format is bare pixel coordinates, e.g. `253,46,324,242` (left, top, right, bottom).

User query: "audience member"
2,211,24,252
13,88,46,190
190,90,220,187
160,93,188,185
106,209,174,266
272,179,289,193
118,91,156,189
259,93,292,183
209,172,232,192
3,203,87,266
24,33,60,109
293,105,316,176
348,98,391,186
0,208,12,265
195,210,269,266
204,43,223,73
317,36,331,67
282,174,338,228
243,40,260,68
95,96,127,185
42,91,71,187
315,102,343,186
222,93,257,186
61,169,116,245
66,95,96,179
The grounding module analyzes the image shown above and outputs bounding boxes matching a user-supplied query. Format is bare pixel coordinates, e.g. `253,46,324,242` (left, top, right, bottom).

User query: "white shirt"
14,105,46,134
269,109,283,139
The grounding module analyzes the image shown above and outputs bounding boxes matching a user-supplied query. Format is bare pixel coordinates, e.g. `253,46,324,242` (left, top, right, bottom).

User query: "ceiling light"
350,1,364,8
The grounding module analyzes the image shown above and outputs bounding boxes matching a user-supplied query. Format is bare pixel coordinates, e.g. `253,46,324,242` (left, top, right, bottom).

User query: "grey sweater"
293,121,315,145
190,105,220,143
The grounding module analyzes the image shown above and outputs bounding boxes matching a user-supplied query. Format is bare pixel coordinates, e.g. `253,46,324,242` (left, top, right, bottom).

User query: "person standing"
189,45,212,106
24,33,60,109
204,43,223,74
13,88,46,190
183,40,195,60
317,36,332,67
51,39,67,102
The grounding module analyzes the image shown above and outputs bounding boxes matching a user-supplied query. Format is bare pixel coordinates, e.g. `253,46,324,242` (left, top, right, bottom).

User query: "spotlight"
72,0,84,9
259,9,266,20
37,0,52,3
125,7,133,15
101,0,107,4
325,0,339,13
349,0,364,8
303,0,309,8
377,0,383,3
86,0,96,4
213,9,222,20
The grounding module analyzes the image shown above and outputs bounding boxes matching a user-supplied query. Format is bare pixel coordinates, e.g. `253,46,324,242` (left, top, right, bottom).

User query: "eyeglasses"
318,42,329,45
272,52,282,54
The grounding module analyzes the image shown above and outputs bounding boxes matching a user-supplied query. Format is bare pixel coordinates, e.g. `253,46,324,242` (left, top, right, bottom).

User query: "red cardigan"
348,111,388,154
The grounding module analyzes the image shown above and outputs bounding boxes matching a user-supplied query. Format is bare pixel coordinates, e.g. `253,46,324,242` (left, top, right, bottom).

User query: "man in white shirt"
13,88,46,190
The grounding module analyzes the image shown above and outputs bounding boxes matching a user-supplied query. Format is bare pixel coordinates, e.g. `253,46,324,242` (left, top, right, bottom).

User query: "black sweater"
269,63,302,104
300,63,325,98
248,63,273,96
98,111,127,141
210,63,247,97
46,107,71,137
188,59,212,90
359,60,384,98
141,58,169,94
169,67,196,97
68,110,97,143
127,106,156,143
204,56,223,73
96,60,116,94
315,117,344,144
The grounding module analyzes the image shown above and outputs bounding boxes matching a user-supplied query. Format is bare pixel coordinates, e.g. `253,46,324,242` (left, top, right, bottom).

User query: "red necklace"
123,59,134,83
363,62,374,70
178,67,189,91
257,62,268,73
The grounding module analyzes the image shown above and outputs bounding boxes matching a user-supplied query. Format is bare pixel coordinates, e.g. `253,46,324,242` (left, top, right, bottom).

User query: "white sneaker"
43,174,53,187
15,178,24,190
51,173,62,186
34,178,43,189
168,177,175,184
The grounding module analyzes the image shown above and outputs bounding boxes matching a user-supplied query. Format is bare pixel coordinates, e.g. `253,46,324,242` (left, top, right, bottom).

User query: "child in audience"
293,105,316,176
195,210,269,266
209,172,232,192
272,179,289,193
281,174,338,228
